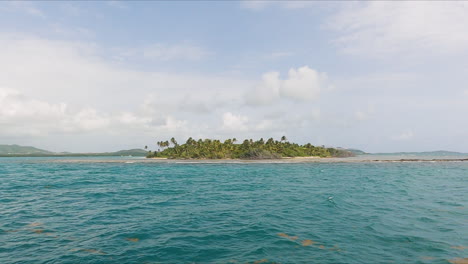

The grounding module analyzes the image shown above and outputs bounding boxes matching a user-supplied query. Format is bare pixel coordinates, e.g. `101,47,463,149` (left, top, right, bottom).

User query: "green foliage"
146,137,354,159
239,148,282,159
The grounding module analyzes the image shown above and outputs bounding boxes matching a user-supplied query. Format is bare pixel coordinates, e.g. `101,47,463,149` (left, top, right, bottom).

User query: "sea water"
0,158,467,263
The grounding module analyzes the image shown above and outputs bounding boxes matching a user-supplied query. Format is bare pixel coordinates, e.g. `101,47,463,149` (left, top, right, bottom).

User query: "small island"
146,137,354,159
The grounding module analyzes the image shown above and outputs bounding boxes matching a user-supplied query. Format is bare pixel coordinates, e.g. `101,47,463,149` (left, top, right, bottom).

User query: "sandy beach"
14,155,467,164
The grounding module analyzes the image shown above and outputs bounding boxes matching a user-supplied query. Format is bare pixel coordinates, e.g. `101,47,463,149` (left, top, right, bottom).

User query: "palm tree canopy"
146,137,354,159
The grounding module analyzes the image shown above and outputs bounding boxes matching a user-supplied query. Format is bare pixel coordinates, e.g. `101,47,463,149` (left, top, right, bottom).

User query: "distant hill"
0,144,147,157
374,150,467,156
345,148,367,155
107,149,148,156
0,144,53,155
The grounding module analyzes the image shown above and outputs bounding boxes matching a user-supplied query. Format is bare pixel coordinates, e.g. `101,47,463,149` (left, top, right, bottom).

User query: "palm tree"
186,137,194,145
144,136,347,159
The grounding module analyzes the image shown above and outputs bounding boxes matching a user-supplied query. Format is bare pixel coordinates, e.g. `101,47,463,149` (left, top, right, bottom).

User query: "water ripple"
0,159,467,263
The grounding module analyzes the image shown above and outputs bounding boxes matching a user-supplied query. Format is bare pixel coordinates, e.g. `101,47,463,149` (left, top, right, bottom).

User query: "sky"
0,1,467,153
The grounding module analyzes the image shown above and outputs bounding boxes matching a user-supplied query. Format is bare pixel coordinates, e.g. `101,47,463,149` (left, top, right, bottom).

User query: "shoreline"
3,156,467,164
148,156,322,160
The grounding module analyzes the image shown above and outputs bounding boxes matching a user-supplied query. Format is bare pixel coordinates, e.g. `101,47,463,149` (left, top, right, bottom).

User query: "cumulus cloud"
281,67,325,101
327,2,468,57
222,112,249,132
0,35,330,145
0,86,193,138
67,109,111,132
0,34,247,112
246,66,328,105
2,34,314,149
246,72,281,105
0,88,66,122
0,87,109,135
162,116,188,131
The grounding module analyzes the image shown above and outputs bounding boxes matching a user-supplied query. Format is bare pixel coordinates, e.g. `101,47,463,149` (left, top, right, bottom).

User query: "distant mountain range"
342,148,467,156
0,144,148,157
0,144,53,155
372,150,468,156
344,149,467,156
344,148,367,155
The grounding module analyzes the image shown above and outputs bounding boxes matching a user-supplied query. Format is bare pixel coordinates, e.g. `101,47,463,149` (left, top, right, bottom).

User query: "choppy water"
1,158,467,264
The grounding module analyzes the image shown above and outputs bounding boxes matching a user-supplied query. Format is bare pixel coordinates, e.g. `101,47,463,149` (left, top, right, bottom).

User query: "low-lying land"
0,145,147,157
146,137,354,159
15,156,468,164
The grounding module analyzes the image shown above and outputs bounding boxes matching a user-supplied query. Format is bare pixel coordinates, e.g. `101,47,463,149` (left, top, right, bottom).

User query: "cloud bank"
0,34,333,151
246,66,328,106
327,2,468,57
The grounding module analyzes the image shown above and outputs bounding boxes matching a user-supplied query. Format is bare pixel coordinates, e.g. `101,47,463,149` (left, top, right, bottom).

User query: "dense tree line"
146,137,354,159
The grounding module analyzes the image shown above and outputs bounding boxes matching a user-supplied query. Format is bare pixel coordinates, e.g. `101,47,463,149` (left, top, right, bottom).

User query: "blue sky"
0,1,467,153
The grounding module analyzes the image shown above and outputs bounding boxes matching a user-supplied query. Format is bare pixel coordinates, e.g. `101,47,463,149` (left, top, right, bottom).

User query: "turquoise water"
1,158,467,263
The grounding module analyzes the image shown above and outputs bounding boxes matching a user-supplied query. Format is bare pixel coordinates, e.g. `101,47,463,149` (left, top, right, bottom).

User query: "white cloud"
281,66,325,101
162,116,188,131
392,130,414,141
2,34,327,150
246,66,327,105
0,87,66,122
0,87,110,135
67,108,110,132
222,112,249,132
327,2,468,57
119,112,152,126
143,43,209,61
0,86,193,137
0,35,249,140
0,34,248,111
464,90,468,96
246,72,281,105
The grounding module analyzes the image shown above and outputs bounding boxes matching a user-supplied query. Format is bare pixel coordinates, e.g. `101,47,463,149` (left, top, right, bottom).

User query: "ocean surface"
0,157,467,264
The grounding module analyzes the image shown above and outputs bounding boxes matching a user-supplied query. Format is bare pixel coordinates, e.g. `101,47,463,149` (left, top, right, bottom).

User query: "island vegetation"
146,136,354,159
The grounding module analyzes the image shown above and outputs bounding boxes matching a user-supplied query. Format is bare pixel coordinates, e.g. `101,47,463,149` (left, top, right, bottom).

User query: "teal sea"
1,157,467,263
